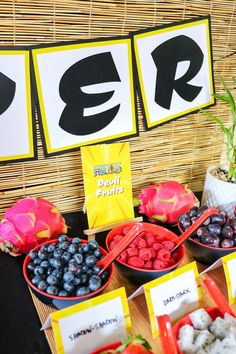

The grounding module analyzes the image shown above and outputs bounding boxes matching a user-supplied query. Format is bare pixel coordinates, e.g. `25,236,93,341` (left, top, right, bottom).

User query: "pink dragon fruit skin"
137,181,197,225
0,197,67,256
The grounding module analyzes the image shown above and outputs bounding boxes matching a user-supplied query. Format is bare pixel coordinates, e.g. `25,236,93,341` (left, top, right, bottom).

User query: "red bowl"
178,223,236,264
106,222,185,285
172,307,224,354
23,239,114,309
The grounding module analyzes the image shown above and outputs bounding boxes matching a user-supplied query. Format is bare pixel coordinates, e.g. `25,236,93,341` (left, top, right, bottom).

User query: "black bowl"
106,222,185,285
178,224,236,264
23,239,114,309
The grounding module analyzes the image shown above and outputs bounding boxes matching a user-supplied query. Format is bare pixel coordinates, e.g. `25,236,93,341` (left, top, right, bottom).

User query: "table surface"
1,210,236,354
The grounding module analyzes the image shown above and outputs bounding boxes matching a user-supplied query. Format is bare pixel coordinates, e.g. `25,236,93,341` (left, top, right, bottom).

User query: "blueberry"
40,260,50,269
68,244,77,254
46,285,59,295
31,275,42,285
77,245,84,253
38,280,47,291
63,271,75,283
88,240,98,250
82,244,89,253
87,269,93,276
89,275,101,292
53,258,64,269
40,244,48,252
92,264,101,275
53,249,63,259
47,267,53,275
80,274,88,285
34,266,45,276
49,258,57,267
58,235,68,243
76,287,90,296
33,258,42,265
68,262,80,273
52,269,63,278
47,274,58,285
73,253,83,264
100,270,109,284
62,251,71,263
74,277,81,286
72,237,81,244
29,249,38,260
58,241,69,251
27,262,35,272
81,264,89,273
63,281,75,293
85,255,97,267
58,290,69,297
94,249,102,259
47,243,56,253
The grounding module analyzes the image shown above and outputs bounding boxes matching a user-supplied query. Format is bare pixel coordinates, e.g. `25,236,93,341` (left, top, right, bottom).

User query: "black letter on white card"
0,72,16,116
59,52,121,135
151,35,204,109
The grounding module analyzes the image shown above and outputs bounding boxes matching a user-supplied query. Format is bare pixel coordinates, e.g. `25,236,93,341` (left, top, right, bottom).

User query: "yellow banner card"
144,262,201,337
81,142,134,228
222,252,236,305
51,287,131,354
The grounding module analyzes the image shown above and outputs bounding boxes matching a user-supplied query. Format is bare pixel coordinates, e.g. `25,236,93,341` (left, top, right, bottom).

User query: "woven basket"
0,0,235,215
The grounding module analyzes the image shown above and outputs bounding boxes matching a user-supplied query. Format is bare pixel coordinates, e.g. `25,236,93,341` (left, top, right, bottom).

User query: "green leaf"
213,93,230,104
220,77,236,112
200,109,227,133
133,196,141,207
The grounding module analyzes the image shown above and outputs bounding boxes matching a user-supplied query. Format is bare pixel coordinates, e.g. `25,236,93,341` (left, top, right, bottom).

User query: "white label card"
144,262,201,337
51,287,131,354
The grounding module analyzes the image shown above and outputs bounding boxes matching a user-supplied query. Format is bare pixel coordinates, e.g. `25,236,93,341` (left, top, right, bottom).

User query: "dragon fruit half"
135,181,197,225
0,197,67,256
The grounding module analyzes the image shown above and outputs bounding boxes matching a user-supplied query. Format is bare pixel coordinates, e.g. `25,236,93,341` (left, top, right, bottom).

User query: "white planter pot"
201,164,236,215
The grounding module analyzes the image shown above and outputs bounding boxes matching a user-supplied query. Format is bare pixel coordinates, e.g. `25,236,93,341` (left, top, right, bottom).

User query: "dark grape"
196,206,208,217
196,226,208,237
200,233,220,247
221,239,234,248
188,206,199,218
210,214,226,225
179,214,191,231
207,224,222,237
222,225,234,239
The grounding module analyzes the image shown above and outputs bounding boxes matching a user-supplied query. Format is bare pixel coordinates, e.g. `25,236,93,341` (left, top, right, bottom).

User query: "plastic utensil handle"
171,207,219,253
204,277,235,316
97,223,144,276
157,315,178,354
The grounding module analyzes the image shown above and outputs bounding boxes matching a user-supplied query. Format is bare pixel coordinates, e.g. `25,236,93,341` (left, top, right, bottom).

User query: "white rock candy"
189,309,213,330
178,324,195,343
194,330,214,350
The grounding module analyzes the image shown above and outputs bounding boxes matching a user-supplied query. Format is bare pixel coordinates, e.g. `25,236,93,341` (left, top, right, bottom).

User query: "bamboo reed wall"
0,0,235,215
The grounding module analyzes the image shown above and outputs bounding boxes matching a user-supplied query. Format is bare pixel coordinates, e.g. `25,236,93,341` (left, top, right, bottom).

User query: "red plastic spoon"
204,277,235,317
157,314,178,354
171,208,219,254
97,222,145,276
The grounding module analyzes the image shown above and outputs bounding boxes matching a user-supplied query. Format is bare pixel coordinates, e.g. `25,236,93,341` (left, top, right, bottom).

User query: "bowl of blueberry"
178,205,236,264
23,235,114,309
105,222,185,285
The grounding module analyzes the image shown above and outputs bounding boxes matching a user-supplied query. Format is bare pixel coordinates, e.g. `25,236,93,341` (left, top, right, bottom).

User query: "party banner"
81,142,134,228
0,49,36,163
133,16,214,129
31,37,137,156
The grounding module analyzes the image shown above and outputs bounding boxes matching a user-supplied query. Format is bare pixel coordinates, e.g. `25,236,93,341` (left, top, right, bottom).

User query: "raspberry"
139,248,153,261
167,257,176,266
162,240,175,251
127,256,144,268
117,250,127,263
149,248,156,259
145,235,156,247
143,261,153,269
157,248,171,262
126,247,139,257
153,242,164,251
137,238,147,249
153,259,168,270
155,235,166,242
109,240,118,250
172,251,180,260
113,234,124,242
131,235,142,247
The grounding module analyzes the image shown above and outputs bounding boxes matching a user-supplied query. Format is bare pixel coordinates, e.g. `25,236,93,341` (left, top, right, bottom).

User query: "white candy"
224,313,236,328
178,339,197,353
210,316,230,339
189,309,213,330
194,330,214,350
178,324,195,343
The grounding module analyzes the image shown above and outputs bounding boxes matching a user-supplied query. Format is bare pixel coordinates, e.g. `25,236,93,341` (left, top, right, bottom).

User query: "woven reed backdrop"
0,0,235,215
